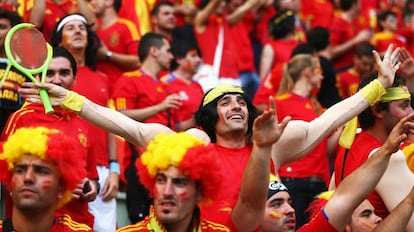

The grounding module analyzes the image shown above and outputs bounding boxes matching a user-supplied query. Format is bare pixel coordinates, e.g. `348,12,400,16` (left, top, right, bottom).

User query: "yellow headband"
273,10,294,24
202,84,244,106
379,86,410,102
339,85,411,149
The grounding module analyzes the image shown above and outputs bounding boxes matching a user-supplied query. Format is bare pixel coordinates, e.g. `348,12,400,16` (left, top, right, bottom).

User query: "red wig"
136,133,222,202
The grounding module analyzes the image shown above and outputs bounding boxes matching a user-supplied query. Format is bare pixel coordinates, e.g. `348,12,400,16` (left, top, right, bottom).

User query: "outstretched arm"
231,97,291,232
20,83,174,148
272,44,401,169
324,113,414,231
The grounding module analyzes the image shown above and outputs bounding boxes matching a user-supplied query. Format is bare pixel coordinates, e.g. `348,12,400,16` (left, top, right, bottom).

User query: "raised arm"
77,0,98,31
29,0,46,28
272,44,401,169
231,97,290,232
193,0,221,34
226,0,264,27
324,113,414,231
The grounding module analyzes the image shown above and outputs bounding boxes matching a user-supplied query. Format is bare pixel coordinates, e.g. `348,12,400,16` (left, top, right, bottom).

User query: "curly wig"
306,190,334,220
0,127,86,208
136,133,222,202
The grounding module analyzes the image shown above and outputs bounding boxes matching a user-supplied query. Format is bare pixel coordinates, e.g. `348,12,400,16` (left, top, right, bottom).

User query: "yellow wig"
137,132,222,201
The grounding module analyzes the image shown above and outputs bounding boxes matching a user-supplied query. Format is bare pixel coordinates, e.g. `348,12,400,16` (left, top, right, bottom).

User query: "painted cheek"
41,179,53,190
360,218,376,230
269,209,283,220
185,60,192,70
62,34,70,46
11,177,20,190
178,191,188,201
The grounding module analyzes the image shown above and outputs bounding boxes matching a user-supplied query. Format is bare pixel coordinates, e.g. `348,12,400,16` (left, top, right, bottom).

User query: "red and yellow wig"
136,132,222,202
0,127,86,208
306,190,334,220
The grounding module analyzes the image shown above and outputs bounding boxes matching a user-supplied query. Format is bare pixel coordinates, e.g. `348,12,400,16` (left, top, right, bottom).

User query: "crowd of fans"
2,0,414,231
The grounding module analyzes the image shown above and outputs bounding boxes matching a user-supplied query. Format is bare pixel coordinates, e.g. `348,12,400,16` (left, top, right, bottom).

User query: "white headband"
57,15,88,32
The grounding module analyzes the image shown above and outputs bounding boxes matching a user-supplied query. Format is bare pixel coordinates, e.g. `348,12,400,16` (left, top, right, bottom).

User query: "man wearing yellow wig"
0,127,91,231
333,72,414,230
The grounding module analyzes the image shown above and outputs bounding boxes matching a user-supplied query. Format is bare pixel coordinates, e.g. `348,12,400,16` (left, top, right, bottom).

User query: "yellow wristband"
359,79,386,106
61,91,86,113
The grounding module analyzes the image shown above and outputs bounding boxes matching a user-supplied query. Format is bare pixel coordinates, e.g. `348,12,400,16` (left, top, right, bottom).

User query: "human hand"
373,44,401,89
19,82,69,106
101,173,119,201
252,96,290,147
383,113,414,155
161,94,182,111
399,47,414,79
72,178,97,202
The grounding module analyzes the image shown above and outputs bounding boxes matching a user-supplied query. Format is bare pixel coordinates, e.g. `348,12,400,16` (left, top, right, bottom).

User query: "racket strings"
10,28,48,70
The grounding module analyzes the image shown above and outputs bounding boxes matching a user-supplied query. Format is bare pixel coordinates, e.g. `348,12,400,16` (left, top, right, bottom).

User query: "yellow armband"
61,91,86,114
359,79,386,106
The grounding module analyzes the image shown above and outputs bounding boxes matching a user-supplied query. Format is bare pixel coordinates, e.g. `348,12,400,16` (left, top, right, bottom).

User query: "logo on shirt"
78,130,88,148
109,33,120,47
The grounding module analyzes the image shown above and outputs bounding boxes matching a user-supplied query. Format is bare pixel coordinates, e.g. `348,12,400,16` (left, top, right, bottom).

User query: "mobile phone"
83,181,91,194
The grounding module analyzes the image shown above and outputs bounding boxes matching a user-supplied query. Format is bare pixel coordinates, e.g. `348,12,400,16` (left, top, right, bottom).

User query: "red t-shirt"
276,93,330,185
330,16,360,70
73,66,111,167
229,13,256,72
200,144,252,224
371,31,407,55
268,39,300,72
337,68,360,98
111,69,171,126
300,0,335,29
96,18,140,95
195,15,239,78
334,131,389,219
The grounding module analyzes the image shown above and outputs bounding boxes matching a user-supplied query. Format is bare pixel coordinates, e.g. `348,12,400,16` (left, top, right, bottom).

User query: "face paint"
185,60,192,70
269,209,283,220
61,34,70,47
360,218,376,230
178,191,188,201
11,178,18,190
41,179,53,190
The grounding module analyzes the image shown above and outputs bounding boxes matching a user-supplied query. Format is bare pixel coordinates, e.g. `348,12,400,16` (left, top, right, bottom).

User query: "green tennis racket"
2,23,53,113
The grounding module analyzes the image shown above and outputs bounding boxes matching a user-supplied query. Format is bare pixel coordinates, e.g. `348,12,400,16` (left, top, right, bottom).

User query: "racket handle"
39,88,54,114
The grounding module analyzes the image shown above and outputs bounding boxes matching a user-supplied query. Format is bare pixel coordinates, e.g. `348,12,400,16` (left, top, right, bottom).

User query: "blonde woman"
275,54,342,228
